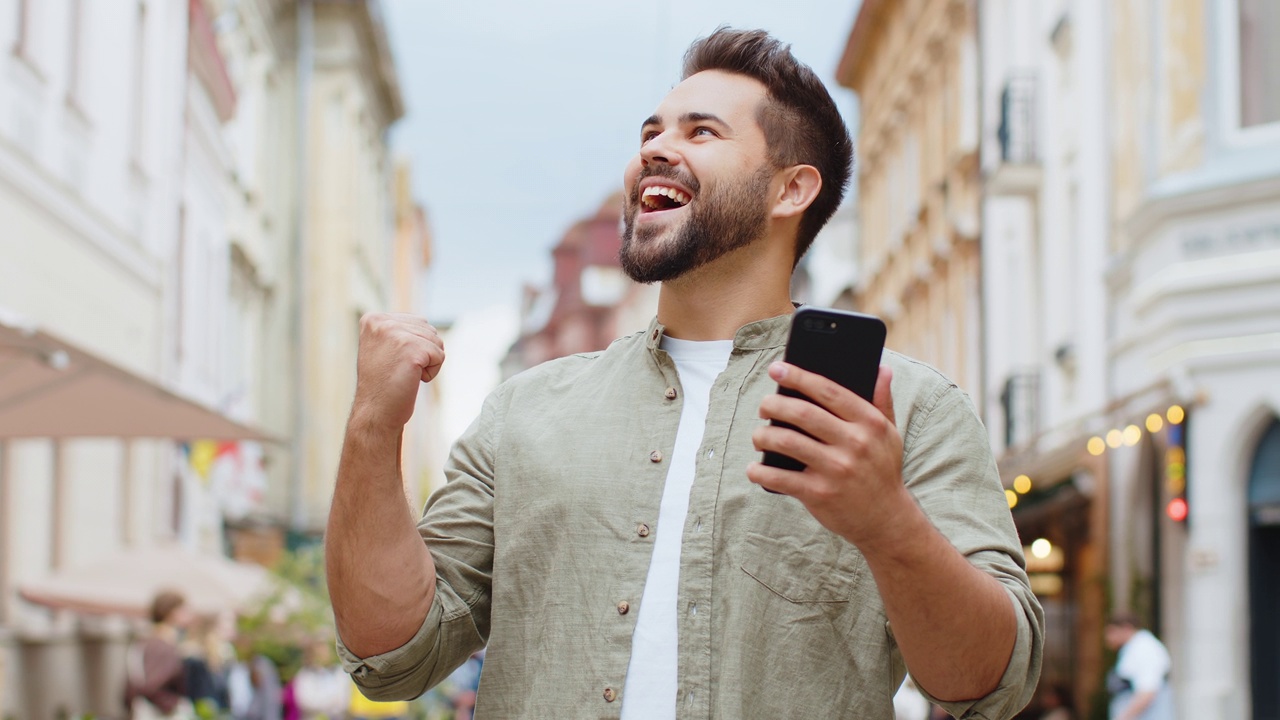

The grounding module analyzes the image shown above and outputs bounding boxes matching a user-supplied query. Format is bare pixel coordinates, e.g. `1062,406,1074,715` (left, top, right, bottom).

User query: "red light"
1167,497,1189,522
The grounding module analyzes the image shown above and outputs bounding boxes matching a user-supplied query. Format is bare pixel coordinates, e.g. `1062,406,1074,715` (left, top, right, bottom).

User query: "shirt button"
665,386,677,400
637,523,651,538
649,450,663,463
617,600,630,615
603,687,617,702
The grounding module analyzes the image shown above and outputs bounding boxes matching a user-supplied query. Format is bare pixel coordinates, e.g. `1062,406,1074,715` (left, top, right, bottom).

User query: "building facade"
982,2,1280,716
836,0,984,397
0,0,415,716
1105,1,1280,716
977,2,1114,713
502,193,656,377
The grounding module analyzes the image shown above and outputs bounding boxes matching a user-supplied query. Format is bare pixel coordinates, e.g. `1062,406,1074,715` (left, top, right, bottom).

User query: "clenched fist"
350,312,445,434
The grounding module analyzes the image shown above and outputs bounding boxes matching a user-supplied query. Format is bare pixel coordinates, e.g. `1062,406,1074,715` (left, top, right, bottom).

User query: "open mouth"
640,184,692,213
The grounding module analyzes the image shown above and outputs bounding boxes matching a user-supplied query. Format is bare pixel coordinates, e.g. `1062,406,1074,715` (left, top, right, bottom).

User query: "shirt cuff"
335,593,445,701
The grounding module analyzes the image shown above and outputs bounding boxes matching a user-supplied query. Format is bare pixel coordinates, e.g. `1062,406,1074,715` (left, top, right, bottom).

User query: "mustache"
628,165,700,205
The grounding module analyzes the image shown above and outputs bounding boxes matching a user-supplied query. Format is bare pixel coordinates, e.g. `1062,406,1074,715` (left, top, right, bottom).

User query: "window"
1239,0,1280,128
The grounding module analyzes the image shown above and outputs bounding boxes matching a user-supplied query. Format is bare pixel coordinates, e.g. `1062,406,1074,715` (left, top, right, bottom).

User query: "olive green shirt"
337,313,1043,719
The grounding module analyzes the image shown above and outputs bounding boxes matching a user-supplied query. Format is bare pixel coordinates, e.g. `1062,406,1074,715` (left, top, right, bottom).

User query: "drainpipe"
290,0,313,532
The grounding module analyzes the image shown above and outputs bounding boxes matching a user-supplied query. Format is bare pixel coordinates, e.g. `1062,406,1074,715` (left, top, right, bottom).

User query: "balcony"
1001,370,1042,450
990,73,1042,196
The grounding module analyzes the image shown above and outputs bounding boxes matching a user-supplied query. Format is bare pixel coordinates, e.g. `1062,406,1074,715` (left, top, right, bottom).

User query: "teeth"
641,185,690,208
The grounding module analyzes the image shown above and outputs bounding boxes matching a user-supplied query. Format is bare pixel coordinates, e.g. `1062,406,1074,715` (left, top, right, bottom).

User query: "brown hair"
150,589,186,625
682,27,853,265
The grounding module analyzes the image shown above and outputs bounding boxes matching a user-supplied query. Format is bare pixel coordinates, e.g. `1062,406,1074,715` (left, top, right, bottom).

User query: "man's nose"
640,131,680,167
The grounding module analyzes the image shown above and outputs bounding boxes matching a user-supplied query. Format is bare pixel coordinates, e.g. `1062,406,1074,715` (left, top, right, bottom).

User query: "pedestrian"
290,640,350,720
325,27,1043,719
1104,613,1175,720
124,590,196,720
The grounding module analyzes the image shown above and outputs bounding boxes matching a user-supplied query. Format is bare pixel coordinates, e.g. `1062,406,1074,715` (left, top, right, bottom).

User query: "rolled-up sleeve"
336,383,506,700
898,382,1045,720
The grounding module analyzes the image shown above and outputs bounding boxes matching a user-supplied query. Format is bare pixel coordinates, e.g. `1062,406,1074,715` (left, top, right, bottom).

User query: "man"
1104,613,1174,720
326,28,1042,719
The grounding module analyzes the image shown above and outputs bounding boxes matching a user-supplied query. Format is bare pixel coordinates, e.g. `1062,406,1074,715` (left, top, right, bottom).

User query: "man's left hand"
747,362,913,547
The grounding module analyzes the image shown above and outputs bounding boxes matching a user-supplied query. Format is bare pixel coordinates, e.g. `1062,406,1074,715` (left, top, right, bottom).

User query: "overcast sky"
382,0,864,324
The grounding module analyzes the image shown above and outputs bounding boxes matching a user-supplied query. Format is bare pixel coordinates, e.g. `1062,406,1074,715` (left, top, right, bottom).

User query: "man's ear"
770,165,822,220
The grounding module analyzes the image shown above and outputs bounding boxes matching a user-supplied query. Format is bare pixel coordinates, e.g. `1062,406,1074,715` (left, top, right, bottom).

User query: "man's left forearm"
857,488,1019,702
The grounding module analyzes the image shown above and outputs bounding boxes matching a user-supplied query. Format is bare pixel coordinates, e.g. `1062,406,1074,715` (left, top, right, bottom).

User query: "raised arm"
326,312,445,659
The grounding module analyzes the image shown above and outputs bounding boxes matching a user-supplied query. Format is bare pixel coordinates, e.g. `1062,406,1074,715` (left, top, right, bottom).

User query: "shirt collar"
644,310,793,353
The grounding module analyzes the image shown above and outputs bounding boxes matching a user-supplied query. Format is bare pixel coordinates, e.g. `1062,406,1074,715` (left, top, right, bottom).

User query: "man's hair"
1105,611,1143,629
150,589,186,625
682,27,853,265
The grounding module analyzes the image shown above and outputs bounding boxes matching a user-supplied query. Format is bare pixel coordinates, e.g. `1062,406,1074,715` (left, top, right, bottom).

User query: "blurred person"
228,632,283,720
182,611,237,715
124,590,196,720
326,27,1042,719
1104,613,1174,720
290,640,351,720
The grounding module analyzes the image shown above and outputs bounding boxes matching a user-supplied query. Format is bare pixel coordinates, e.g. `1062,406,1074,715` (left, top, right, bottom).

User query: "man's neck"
655,238,796,341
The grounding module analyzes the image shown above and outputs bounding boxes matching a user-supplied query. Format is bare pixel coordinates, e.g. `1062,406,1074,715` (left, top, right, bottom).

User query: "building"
290,0,404,533
390,161,445,506
976,2,1113,712
863,0,1280,716
502,193,656,377
210,0,406,539
0,0,415,715
0,0,264,716
836,0,984,397
1103,1,1280,716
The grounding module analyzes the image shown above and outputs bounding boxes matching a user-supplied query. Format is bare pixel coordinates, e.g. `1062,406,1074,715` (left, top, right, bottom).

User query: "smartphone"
761,307,887,474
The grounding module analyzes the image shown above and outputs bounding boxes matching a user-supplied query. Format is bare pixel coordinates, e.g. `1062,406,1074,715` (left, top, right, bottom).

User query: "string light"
1167,405,1185,424
1087,436,1106,456
1123,424,1142,446
1106,429,1124,449
1146,413,1164,433
1006,489,1018,508
1014,475,1032,494
1031,538,1052,559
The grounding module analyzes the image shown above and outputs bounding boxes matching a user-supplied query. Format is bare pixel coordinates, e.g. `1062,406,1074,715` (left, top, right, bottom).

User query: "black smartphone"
761,307,887,474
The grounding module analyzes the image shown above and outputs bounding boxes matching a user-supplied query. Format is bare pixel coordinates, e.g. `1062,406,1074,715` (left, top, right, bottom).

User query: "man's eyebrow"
641,114,662,129
681,112,731,130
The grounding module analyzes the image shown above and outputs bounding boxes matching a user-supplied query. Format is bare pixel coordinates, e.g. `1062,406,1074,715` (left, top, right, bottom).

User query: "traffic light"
1165,407,1188,524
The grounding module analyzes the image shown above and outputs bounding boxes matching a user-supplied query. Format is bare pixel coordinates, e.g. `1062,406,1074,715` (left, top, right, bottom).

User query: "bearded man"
325,28,1043,720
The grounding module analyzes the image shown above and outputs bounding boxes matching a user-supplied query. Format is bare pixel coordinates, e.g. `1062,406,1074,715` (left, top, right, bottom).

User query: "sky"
381,0,864,325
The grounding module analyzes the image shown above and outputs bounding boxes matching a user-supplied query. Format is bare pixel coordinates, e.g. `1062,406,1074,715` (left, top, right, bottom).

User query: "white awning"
18,543,274,618
0,308,274,441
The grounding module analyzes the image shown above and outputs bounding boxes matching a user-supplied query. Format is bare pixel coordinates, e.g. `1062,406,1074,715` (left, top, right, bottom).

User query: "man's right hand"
351,312,445,434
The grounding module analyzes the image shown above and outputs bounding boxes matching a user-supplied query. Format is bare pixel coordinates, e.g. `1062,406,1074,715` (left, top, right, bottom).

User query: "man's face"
620,70,777,284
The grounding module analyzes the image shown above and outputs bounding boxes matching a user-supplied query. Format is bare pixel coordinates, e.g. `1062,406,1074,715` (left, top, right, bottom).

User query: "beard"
619,164,774,284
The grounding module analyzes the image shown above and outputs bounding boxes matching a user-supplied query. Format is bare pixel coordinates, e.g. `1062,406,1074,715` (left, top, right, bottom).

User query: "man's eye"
641,130,660,143
693,127,717,137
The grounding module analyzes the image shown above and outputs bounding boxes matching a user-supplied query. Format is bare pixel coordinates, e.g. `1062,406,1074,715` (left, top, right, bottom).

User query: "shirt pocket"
737,518,867,603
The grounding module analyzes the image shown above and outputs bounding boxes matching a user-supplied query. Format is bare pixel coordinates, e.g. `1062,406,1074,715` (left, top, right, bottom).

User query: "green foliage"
235,544,334,682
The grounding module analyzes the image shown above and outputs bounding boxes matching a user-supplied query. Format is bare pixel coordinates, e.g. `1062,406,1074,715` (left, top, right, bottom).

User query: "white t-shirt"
619,337,732,719
1116,629,1171,693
